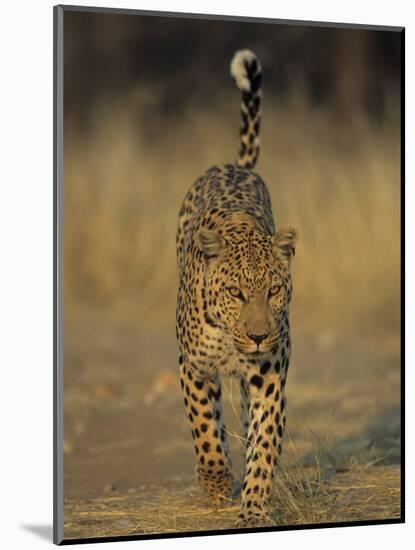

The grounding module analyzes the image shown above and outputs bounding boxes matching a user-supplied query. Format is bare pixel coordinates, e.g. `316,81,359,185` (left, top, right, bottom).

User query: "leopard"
176,49,299,528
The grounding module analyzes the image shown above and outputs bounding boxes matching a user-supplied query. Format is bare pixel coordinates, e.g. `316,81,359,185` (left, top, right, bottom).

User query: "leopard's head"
197,216,298,355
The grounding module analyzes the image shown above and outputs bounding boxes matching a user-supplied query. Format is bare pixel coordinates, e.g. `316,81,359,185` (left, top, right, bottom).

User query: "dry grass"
63,434,400,540
64,87,400,346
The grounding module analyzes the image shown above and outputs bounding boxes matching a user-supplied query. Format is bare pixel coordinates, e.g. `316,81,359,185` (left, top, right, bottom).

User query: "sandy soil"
63,321,401,541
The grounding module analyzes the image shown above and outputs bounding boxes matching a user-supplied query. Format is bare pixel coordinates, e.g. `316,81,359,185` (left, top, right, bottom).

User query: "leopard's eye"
227,286,244,299
269,284,282,297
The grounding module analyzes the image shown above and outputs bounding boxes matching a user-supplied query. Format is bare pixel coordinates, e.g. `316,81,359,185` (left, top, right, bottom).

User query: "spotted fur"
176,50,299,528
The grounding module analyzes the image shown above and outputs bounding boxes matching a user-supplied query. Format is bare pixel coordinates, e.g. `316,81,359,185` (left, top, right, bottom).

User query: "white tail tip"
230,49,260,92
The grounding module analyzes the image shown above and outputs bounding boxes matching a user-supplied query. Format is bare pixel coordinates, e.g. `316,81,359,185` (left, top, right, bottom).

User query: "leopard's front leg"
179,358,233,505
237,361,287,528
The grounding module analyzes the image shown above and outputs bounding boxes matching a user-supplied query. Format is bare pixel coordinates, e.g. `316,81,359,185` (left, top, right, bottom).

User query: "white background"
0,0,411,548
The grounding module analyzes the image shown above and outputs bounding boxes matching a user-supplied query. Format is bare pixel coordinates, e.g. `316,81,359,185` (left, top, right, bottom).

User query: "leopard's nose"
247,332,268,345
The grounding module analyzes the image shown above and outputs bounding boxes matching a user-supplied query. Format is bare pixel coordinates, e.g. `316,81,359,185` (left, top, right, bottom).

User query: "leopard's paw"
235,510,273,528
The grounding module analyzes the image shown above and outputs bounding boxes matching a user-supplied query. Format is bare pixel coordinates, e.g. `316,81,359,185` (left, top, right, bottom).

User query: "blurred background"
63,10,401,539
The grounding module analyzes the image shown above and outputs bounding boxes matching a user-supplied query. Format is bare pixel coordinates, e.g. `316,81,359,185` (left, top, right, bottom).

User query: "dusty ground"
63,321,401,541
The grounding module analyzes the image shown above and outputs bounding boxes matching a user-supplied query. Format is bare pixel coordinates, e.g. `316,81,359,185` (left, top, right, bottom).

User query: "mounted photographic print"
53,5,404,545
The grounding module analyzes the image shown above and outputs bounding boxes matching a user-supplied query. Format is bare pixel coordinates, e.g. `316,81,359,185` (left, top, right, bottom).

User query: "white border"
0,1,412,549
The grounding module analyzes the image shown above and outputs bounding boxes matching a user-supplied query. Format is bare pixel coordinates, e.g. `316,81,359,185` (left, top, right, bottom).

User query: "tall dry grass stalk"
64,87,400,344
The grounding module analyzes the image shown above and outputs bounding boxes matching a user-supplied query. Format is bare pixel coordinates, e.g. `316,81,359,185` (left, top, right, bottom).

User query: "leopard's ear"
196,229,225,259
272,226,298,264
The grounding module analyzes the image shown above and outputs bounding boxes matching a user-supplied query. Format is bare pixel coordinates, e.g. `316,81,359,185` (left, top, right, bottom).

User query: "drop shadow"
21,524,53,542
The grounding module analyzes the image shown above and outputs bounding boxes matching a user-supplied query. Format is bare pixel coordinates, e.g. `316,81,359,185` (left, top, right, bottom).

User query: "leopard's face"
197,222,298,356
208,264,290,355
